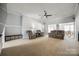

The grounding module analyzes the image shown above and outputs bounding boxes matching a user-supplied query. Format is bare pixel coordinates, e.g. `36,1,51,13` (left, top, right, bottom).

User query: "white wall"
22,16,44,39
5,13,22,35
75,5,79,40
0,4,7,33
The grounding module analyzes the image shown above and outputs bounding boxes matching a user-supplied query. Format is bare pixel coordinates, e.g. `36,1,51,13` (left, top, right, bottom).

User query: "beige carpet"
1,37,79,56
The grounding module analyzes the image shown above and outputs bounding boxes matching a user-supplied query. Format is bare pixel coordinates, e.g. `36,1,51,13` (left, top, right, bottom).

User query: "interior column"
56,24,59,30
44,23,48,36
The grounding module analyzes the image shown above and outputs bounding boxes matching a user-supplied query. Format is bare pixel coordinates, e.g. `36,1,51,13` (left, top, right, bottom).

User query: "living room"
0,3,79,56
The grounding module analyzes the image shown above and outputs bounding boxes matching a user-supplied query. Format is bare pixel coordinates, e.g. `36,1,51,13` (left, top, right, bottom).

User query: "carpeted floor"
1,37,79,56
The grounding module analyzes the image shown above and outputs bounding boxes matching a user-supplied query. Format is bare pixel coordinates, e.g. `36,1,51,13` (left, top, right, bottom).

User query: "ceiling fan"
43,10,52,18
38,10,52,24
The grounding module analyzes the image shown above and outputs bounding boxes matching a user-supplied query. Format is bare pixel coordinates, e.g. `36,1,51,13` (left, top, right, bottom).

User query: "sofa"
48,30,65,39
26,30,44,39
35,30,44,37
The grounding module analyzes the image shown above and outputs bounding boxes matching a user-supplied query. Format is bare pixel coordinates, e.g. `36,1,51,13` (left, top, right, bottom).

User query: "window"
48,24,56,33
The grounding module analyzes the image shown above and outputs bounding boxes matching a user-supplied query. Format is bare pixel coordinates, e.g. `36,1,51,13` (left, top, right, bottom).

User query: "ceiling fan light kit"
44,10,52,18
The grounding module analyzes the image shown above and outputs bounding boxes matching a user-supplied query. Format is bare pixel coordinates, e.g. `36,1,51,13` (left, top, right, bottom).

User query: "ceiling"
7,3,78,24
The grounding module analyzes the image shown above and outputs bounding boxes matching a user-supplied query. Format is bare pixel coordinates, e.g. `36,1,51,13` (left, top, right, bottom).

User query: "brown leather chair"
35,30,44,37
27,30,36,39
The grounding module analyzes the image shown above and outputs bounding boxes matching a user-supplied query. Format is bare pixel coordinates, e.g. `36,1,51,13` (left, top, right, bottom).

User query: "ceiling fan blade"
47,15,52,16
